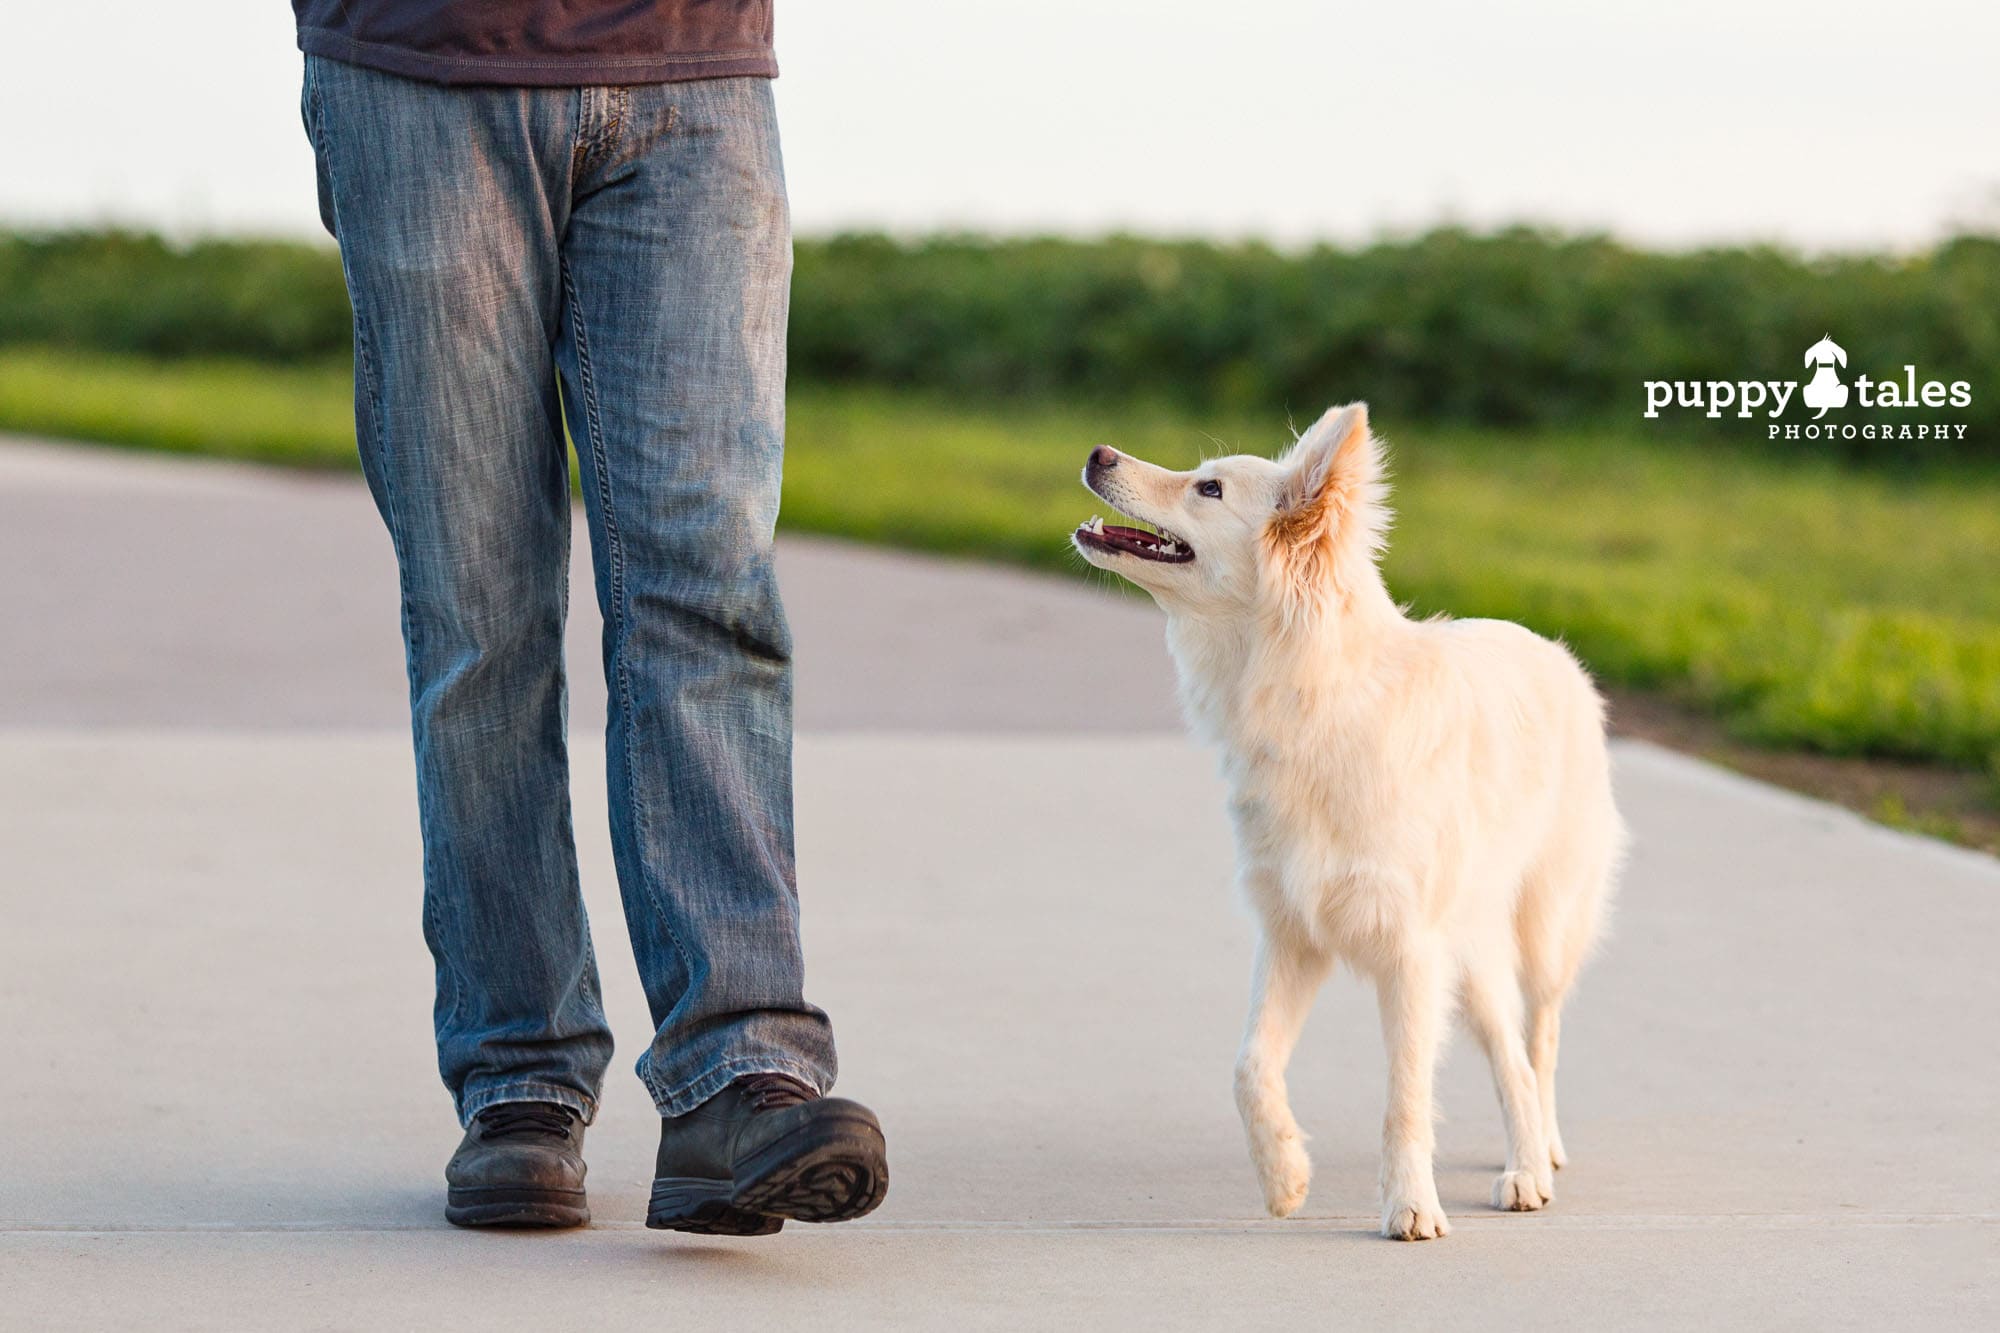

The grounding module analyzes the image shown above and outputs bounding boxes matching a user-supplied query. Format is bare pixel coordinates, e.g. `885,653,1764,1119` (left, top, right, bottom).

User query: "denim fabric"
301,55,836,1123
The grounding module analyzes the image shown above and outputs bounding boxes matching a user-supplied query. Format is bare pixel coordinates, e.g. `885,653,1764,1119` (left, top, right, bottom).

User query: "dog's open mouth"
1073,514,1195,564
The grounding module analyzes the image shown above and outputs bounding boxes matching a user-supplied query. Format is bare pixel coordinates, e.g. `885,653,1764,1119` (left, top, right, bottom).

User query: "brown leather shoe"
646,1074,887,1236
445,1102,589,1228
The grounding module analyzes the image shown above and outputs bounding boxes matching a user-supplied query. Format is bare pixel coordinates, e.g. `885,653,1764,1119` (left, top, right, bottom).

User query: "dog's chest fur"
1166,615,1429,959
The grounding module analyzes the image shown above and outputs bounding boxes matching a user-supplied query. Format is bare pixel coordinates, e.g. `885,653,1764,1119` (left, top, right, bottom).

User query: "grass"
0,347,355,466
5,346,1998,798
787,389,2000,786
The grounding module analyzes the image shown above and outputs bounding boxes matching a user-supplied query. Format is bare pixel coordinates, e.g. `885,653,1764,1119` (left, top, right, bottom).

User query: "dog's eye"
1196,479,1224,499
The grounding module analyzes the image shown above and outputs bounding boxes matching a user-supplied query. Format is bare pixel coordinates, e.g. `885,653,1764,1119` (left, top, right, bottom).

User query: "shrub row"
4,226,1995,457
0,230,352,363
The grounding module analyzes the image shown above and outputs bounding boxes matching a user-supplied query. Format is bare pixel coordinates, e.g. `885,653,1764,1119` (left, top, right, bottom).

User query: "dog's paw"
1258,1149,1311,1219
1547,1127,1569,1171
1381,1195,1451,1241
1493,1169,1552,1212
1248,1130,1312,1217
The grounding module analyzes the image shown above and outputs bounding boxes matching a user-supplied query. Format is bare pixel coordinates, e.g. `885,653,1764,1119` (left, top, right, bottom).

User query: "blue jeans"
301,55,836,1123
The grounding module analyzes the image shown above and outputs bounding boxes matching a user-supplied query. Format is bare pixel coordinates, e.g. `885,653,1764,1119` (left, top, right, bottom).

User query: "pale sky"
2,1,1996,251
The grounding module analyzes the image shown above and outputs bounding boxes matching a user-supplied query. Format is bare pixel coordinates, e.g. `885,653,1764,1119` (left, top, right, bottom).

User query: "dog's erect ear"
1277,403,1375,516
1266,403,1390,607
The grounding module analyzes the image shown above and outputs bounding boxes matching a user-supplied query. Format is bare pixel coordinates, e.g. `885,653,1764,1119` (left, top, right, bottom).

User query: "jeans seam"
302,55,321,140
313,68,464,1036
559,262,699,1003
569,89,594,184
572,87,642,184
604,87,630,154
550,416,601,1035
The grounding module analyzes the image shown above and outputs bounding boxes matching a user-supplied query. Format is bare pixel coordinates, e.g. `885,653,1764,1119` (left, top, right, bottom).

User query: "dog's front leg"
1234,925,1331,1218
1376,941,1452,1240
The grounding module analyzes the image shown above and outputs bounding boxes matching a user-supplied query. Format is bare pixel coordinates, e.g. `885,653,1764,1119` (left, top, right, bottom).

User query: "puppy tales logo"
1800,335,1848,416
1643,335,1973,442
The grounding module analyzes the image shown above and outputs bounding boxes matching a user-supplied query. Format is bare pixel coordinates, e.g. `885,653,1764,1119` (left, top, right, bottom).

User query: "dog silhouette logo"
1802,335,1848,418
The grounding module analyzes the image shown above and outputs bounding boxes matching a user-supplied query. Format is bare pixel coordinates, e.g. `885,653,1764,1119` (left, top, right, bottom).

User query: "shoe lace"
478,1102,578,1142
736,1073,814,1112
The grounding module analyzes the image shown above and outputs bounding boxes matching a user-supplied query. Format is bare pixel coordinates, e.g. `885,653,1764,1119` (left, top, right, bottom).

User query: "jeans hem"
459,1081,600,1129
641,1052,828,1118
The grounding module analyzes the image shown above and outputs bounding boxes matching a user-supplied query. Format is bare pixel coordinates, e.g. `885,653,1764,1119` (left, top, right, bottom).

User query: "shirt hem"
297,28,778,87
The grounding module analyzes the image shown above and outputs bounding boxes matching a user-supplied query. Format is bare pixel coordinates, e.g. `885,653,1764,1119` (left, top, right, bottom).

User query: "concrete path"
0,437,1176,733
3,438,1995,1329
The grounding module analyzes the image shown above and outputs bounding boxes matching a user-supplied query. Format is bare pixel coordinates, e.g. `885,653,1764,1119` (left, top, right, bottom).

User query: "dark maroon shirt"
293,1,776,86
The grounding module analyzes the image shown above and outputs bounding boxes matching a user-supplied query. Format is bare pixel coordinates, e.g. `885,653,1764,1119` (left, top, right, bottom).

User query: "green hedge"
4,226,1995,457
0,230,352,363
789,231,2000,458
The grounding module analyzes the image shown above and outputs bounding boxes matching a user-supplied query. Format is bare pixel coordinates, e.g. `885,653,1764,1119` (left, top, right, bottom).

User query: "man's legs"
552,77,837,1115
305,59,868,1228
304,56,614,1126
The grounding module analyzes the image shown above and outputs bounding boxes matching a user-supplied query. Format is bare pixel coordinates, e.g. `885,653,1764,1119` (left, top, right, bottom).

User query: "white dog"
1072,404,1623,1240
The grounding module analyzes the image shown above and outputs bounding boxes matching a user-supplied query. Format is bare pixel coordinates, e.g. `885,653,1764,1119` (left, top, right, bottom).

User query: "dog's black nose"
1089,445,1118,469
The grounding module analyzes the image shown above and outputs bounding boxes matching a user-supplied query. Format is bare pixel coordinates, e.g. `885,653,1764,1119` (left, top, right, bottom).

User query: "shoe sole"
446,1185,589,1229
647,1110,889,1235
645,1178,786,1236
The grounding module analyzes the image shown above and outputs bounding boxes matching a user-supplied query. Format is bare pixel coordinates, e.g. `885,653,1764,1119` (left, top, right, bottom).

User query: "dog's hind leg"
1517,832,1618,1174
1521,742,1624,1173
1529,1002,1566,1170
1234,925,1332,1218
1376,941,1453,1240
1462,962,1553,1211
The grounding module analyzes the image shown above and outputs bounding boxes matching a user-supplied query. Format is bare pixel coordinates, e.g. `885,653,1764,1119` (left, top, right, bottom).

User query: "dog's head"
1071,403,1389,622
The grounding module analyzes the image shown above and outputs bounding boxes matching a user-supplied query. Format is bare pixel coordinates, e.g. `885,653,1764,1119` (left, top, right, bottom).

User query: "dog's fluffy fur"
1073,404,1624,1240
